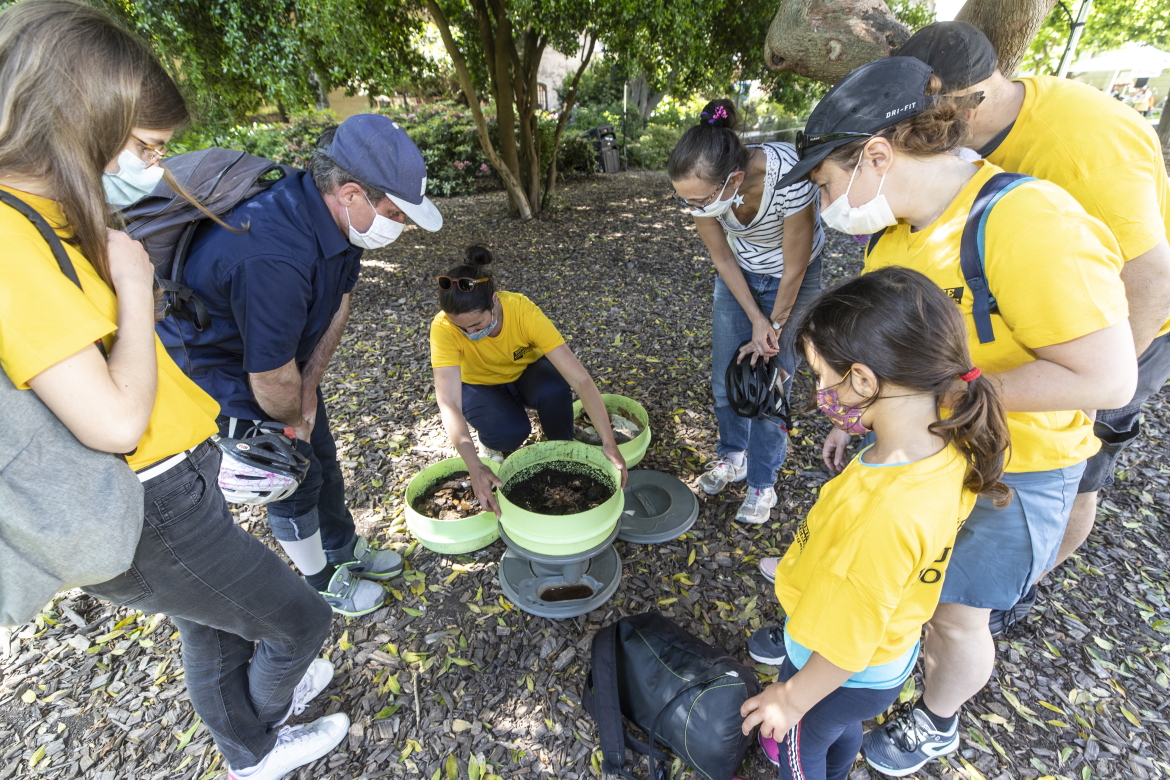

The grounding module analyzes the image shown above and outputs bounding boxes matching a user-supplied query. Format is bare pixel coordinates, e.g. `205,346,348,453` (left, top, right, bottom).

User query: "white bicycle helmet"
215,431,311,506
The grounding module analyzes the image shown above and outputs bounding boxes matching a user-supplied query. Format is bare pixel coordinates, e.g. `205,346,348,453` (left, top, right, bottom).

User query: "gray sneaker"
746,625,786,665
735,487,777,524
339,536,403,581
319,565,388,617
862,704,959,777
698,456,747,495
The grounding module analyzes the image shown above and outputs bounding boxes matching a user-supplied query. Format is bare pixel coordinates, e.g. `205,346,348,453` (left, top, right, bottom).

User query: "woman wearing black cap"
752,57,1137,778
667,99,825,524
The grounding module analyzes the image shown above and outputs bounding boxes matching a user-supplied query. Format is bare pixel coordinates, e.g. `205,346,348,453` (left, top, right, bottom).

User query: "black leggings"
774,657,902,780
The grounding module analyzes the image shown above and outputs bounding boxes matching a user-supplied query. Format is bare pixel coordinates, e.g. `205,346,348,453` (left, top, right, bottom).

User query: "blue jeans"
462,356,573,451
85,442,332,770
711,257,823,488
773,657,902,780
219,390,357,563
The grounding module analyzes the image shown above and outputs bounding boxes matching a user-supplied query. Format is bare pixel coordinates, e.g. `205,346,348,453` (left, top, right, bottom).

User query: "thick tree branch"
542,33,596,211
425,0,532,220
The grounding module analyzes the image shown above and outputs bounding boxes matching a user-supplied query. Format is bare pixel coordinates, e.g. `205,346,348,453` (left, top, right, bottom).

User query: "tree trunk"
955,0,1058,77
426,0,533,221
543,35,596,211
1158,105,1170,176
764,0,910,84
627,72,667,119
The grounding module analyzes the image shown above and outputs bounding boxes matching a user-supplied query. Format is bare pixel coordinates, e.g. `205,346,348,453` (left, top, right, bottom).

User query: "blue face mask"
462,306,497,341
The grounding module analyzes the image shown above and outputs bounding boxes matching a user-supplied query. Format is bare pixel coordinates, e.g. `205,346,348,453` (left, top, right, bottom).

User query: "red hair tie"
960,367,982,382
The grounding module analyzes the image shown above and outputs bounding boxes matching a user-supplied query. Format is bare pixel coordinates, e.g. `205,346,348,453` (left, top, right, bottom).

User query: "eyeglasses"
131,134,168,165
436,276,490,292
795,131,875,158
672,170,737,211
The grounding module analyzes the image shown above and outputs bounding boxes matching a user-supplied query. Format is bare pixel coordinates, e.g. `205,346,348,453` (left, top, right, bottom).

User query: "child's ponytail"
796,267,1011,506
930,371,1012,508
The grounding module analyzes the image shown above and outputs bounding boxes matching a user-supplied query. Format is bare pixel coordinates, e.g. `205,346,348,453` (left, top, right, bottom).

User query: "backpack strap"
583,623,640,780
865,228,887,257
960,172,1035,344
0,189,108,358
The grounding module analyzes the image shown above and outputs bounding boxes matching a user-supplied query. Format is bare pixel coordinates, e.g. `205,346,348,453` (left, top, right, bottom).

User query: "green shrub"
628,124,682,170
171,112,338,169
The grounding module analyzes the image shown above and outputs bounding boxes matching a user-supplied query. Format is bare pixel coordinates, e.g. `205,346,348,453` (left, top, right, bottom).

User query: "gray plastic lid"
618,470,699,544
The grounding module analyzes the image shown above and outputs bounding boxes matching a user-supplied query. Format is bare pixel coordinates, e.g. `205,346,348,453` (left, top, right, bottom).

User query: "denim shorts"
940,461,1086,611
1079,332,1170,493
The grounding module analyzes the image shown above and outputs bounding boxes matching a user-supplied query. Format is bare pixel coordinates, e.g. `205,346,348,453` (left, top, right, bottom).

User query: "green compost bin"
496,440,624,557
404,457,500,554
571,393,651,468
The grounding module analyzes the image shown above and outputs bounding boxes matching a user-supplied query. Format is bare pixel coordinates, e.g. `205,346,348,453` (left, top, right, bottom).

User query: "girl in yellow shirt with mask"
740,267,1010,780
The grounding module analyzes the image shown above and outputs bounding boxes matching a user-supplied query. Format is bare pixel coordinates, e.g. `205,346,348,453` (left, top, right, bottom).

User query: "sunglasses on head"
436,276,490,292
794,130,875,158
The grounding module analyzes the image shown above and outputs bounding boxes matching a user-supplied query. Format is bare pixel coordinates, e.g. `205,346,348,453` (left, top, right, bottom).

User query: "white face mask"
820,155,897,235
346,193,404,249
102,149,165,207
689,171,744,218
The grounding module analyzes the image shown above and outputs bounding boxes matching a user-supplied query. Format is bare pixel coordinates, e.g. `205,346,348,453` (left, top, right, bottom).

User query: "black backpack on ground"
583,612,760,780
119,147,293,330
867,171,1035,345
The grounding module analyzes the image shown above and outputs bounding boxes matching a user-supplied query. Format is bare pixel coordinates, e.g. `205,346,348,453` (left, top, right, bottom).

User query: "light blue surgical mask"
464,309,498,341
103,149,164,207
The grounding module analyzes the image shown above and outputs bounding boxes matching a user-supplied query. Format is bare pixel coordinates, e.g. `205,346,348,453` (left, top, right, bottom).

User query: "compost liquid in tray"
411,471,483,520
503,460,614,515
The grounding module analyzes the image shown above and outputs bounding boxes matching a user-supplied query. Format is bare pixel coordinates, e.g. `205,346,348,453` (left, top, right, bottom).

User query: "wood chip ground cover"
2,172,1170,779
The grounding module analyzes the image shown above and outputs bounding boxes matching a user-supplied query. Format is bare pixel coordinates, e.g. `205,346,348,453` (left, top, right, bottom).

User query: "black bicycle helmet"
215,432,311,505
725,341,791,428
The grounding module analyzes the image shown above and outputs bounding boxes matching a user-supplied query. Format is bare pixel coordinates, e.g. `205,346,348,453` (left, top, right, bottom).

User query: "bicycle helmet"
725,340,791,429
215,431,311,506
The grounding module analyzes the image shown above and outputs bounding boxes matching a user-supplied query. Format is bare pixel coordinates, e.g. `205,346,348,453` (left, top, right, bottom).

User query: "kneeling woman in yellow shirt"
774,57,1138,776
740,267,1010,780
430,245,627,515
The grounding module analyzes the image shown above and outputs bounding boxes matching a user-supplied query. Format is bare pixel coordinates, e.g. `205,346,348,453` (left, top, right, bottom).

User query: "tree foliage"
1023,0,1170,75
97,0,434,125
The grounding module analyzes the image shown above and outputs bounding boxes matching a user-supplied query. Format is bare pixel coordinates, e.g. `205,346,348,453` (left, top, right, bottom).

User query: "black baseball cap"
776,57,934,190
896,21,999,93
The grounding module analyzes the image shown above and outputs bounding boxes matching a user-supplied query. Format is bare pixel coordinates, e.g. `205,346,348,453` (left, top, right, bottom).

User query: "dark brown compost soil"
410,471,483,520
503,461,613,515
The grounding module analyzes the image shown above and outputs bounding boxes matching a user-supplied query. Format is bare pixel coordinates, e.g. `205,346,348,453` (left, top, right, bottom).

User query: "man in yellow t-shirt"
899,20,1170,628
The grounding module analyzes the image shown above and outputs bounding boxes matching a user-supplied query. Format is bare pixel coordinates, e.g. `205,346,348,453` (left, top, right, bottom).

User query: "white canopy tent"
1070,45,1170,87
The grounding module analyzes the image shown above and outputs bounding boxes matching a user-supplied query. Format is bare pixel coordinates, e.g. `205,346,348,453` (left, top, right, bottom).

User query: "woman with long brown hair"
0,3,347,778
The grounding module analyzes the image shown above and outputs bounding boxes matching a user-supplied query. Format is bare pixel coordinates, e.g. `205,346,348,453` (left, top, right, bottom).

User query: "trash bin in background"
584,124,621,173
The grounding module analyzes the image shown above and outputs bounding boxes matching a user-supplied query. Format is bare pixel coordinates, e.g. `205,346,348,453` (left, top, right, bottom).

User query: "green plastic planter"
404,457,500,554
571,394,651,468
497,440,625,557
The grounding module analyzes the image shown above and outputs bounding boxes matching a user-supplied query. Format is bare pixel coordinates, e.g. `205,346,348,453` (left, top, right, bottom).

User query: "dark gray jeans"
85,441,332,769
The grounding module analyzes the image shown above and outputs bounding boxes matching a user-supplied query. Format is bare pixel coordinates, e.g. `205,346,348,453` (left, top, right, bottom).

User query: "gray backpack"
0,190,145,627
119,147,292,329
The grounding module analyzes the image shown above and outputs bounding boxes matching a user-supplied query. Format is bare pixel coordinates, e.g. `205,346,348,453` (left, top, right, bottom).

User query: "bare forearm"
103,285,158,438
713,252,767,324
251,371,303,425
575,379,618,448
772,206,815,325
303,294,351,391
992,358,1133,414
770,258,809,326
1121,243,1170,355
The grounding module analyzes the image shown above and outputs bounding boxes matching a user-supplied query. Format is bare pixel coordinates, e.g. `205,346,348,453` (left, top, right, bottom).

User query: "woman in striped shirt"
668,99,825,523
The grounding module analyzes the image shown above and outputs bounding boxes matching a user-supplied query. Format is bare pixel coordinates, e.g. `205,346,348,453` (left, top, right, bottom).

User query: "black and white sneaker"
746,625,787,665
862,704,958,777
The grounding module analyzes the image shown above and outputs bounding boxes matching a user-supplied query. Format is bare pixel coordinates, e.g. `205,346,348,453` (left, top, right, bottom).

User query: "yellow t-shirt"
985,76,1170,336
0,186,219,470
865,162,1127,473
430,291,566,385
774,444,975,671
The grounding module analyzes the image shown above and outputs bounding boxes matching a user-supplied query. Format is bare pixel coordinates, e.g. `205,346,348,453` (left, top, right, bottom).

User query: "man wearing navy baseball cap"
157,114,442,617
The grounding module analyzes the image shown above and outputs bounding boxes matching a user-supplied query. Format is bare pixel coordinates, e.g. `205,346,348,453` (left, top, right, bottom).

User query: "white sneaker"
276,659,335,727
478,442,505,464
228,713,350,780
697,456,747,495
735,487,777,524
